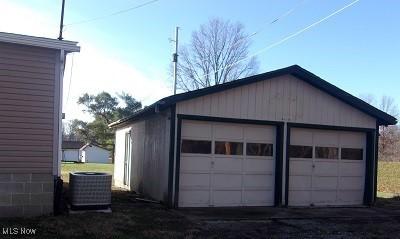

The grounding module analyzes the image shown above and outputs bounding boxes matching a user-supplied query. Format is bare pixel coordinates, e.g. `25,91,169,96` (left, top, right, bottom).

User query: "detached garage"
110,65,396,208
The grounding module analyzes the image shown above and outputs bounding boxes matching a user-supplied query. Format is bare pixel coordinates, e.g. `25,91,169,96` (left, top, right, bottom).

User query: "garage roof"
110,65,397,127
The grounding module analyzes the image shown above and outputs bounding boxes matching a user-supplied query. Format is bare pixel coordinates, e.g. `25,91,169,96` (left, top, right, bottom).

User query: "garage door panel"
212,190,242,206
243,190,274,206
181,156,211,172
339,176,364,190
312,190,337,205
339,162,364,176
289,175,311,190
291,128,313,145
337,190,363,204
313,162,338,176
244,126,275,141
290,160,312,175
243,174,274,189
180,173,210,188
213,158,242,172
179,120,276,207
244,159,274,173
181,121,212,139
288,190,311,206
339,132,365,147
313,131,339,146
312,176,337,190
213,124,243,140
289,128,366,206
212,174,242,189
179,190,210,207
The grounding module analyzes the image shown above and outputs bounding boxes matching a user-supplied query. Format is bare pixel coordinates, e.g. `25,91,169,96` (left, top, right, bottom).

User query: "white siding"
176,75,376,128
114,111,171,202
81,146,110,164
62,149,80,162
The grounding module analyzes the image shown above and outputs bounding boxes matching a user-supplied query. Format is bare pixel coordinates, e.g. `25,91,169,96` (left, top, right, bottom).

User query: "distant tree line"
361,94,400,161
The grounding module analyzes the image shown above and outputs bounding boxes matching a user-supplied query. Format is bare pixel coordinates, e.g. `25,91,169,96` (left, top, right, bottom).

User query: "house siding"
0,42,56,174
176,74,376,129
0,42,57,217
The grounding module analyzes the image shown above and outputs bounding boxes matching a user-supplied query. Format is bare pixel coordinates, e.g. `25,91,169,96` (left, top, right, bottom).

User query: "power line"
195,0,307,65
247,0,307,40
196,0,361,81
65,0,161,27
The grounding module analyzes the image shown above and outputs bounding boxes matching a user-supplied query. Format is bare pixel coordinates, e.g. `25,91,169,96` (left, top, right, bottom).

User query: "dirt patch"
0,190,399,238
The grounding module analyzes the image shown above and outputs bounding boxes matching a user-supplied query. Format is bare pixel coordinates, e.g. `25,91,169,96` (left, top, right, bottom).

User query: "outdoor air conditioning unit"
69,172,112,210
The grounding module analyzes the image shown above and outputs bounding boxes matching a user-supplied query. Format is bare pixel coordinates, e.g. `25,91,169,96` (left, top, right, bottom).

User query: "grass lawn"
377,161,400,196
61,162,114,183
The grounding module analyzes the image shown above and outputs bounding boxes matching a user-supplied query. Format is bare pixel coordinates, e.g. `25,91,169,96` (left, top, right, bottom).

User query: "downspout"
54,49,66,215
57,49,66,176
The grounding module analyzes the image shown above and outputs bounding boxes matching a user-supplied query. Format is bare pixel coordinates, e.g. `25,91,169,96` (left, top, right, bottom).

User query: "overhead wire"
247,0,308,41
195,0,361,81
193,0,308,65
64,0,161,27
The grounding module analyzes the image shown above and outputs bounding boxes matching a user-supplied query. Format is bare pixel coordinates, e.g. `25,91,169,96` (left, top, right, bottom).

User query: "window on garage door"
289,145,313,158
341,148,363,160
214,141,243,155
246,143,273,157
181,139,212,154
315,146,339,159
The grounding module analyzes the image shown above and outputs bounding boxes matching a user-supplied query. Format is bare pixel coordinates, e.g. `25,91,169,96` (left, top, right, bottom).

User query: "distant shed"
62,141,85,162
80,144,111,164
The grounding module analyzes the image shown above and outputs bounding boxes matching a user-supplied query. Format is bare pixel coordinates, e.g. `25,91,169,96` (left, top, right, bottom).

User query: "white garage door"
179,120,276,207
288,128,366,206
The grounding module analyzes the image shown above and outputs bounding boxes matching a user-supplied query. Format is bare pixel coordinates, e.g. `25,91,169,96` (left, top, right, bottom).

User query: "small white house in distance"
62,141,85,162
109,65,396,208
80,144,111,164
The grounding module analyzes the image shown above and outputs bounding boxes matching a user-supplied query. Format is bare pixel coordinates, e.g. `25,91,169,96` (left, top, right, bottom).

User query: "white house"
62,141,85,162
80,144,111,164
110,65,396,208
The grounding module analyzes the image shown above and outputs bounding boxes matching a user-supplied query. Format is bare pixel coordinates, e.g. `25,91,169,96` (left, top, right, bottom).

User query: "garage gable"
110,65,396,128
176,74,376,128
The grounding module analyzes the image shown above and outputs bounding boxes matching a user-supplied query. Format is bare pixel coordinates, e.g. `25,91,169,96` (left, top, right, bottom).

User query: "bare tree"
380,95,399,118
361,94,400,161
379,125,400,161
177,18,259,91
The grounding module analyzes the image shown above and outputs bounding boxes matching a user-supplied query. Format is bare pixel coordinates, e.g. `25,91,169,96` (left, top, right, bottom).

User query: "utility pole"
58,0,66,40
172,27,179,95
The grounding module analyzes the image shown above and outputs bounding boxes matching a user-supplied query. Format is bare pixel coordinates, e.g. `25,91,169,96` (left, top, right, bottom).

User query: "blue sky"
0,0,399,121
